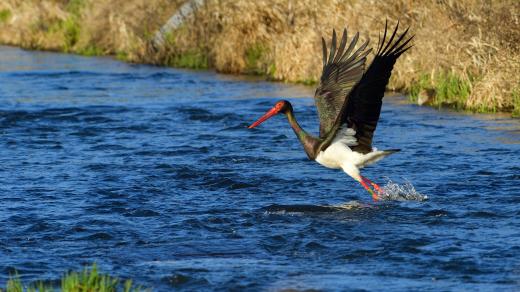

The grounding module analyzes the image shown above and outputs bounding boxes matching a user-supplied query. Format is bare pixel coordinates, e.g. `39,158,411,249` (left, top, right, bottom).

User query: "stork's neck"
285,108,320,160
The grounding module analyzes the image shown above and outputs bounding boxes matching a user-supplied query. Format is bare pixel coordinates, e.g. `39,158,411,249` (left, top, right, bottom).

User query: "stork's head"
248,100,291,129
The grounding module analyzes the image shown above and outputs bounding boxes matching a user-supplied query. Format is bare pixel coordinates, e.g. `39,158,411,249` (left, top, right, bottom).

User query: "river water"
1,46,519,291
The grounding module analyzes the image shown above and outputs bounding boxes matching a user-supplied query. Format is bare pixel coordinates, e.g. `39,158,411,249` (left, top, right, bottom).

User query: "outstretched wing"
343,21,414,154
313,28,371,138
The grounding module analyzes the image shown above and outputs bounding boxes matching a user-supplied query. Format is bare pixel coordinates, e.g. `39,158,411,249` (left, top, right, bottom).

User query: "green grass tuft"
166,50,208,69
297,78,317,86
408,73,431,103
62,17,80,52
0,9,11,23
245,43,268,75
77,45,103,56
65,0,86,16
61,0,85,52
116,51,129,61
5,274,23,292
160,30,208,70
1,264,144,292
267,63,276,79
434,71,472,110
512,87,520,118
408,71,474,111
36,16,81,52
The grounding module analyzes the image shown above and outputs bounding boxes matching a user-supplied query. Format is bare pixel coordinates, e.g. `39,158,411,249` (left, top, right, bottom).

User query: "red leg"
359,179,379,201
360,175,383,201
361,176,383,195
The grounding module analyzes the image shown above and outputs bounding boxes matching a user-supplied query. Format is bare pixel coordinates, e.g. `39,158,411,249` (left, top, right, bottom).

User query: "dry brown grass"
0,0,67,50
0,0,518,114
163,0,519,112
77,0,183,58
0,0,182,57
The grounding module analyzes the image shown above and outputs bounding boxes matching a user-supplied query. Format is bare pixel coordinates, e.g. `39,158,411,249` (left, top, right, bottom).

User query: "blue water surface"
1,46,520,291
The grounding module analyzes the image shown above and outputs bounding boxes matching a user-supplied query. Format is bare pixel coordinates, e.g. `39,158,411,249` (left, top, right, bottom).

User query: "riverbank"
0,0,518,116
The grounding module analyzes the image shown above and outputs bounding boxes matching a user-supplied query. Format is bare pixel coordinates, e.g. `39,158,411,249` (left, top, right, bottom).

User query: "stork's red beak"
248,106,280,129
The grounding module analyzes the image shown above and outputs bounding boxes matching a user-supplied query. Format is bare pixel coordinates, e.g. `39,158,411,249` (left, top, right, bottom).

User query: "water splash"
378,178,428,201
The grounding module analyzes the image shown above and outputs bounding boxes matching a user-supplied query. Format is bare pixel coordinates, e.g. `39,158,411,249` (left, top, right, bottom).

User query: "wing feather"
328,29,337,65
333,29,348,63
340,21,414,154
340,32,359,62
313,29,370,138
321,37,328,70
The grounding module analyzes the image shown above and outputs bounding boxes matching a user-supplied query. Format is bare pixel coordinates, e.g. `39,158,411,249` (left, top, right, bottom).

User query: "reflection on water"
262,201,368,214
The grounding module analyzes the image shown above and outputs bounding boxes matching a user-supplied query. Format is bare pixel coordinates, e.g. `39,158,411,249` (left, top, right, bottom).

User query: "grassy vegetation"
62,17,80,52
0,0,518,116
166,50,208,69
1,264,143,292
434,72,472,110
409,74,430,103
512,88,520,118
116,51,129,61
0,9,11,23
65,0,86,16
77,45,103,56
409,72,475,111
245,43,268,75
297,78,318,86
142,0,520,116
158,31,208,69
267,63,276,80
62,0,85,52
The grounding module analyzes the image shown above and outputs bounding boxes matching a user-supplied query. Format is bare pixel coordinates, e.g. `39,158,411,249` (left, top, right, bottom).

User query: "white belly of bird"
315,141,360,169
315,140,388,181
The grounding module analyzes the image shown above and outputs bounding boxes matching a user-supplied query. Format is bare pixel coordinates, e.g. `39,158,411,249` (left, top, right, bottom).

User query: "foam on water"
378,178,428,201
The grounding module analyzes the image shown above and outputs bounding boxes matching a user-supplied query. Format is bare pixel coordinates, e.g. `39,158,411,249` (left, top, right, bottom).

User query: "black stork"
248,21,414,201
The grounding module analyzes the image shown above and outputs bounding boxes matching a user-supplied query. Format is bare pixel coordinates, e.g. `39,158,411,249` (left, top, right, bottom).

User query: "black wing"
313,28,371,138
343,21,414,154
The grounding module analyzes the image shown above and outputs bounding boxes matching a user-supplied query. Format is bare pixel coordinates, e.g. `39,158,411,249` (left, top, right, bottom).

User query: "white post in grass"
152,0,205,50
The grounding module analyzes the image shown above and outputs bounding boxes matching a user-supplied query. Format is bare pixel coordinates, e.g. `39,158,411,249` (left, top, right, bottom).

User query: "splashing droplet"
378,178,428,201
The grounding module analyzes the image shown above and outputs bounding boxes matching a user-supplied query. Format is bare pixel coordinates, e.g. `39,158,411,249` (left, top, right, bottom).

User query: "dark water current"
1,46,520,291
